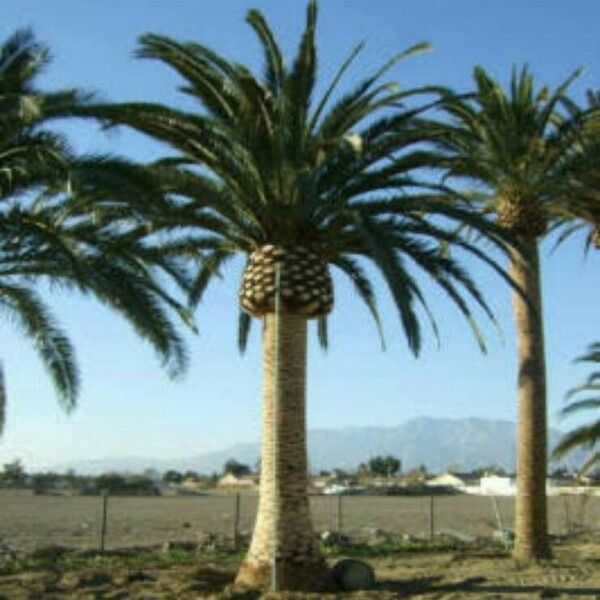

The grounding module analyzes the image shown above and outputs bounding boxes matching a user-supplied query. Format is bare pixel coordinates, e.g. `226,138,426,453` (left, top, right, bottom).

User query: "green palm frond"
553,423,600,461
189,248,234,308
351,211,421,354
552,342,600,473
330,255,386,350
577,451,600,474
0,29,49,91
0,284,79,411
72,3,521,356
238,310,252,354
246,8,285,94
316,315,328,350
561,398,600,416
0,29,197,431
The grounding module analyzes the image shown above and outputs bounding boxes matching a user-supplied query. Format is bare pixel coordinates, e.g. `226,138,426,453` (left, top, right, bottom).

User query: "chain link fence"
1,491,599,553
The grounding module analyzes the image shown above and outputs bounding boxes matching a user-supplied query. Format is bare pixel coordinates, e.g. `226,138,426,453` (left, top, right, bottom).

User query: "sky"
1,0,600,471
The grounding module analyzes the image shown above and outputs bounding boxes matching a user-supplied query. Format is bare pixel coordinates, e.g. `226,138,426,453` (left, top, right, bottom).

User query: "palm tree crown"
80,3,514,353
428,66,599,235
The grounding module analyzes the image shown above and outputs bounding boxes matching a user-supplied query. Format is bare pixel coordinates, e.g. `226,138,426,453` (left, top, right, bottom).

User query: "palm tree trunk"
510,239,550,560
234,312,334,591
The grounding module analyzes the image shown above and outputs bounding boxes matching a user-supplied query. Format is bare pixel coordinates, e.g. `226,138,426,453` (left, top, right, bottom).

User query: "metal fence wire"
0,491,598,552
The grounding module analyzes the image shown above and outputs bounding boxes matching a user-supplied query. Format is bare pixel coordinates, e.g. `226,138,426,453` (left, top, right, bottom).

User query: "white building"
479,475,516,496
217,473,257,490
425,473,469,491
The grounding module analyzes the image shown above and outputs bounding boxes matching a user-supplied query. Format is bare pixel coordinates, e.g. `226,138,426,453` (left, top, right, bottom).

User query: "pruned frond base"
239,244,333,318
497,199,547,238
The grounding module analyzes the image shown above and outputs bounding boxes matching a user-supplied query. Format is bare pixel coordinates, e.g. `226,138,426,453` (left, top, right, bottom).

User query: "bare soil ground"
0,536,600,598
1,492,599,598
0,492,598,551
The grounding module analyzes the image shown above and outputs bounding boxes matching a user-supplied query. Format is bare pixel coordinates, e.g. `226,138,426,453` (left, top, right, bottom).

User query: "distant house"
426,471,599,497
217,473,258,490
357,475,404,487
311,475,331,488
310,475,333,493
479,475,516,496
426,472,470,491
178,477,208,495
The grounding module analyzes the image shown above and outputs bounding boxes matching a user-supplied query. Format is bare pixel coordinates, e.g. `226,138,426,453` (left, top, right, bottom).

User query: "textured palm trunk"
510,239,550,560
235,312,334,591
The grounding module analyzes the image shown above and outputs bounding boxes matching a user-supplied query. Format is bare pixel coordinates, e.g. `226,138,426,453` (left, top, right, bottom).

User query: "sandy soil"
1,491,599,598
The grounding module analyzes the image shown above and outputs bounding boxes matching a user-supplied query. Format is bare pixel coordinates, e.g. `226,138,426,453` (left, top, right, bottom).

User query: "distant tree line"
1,457,584,498
0,458,258,496
0,460,164,496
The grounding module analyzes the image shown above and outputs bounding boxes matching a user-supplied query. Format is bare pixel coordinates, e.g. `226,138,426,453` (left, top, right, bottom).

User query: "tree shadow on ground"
375,575,600,597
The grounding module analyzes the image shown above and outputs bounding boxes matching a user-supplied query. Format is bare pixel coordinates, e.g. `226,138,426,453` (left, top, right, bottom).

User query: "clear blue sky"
2,1,600,470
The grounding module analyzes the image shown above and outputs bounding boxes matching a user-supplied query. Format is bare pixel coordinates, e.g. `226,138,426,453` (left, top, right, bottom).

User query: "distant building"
217,473,258,490
426,472,470,491
177,477,209,495
310,475,332,492
479,475,516,496
357,475,405,487
426,471,600,497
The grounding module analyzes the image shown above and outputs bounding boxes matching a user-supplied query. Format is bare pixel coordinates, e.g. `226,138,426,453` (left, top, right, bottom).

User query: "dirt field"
0,492,599,552
0,537,600,598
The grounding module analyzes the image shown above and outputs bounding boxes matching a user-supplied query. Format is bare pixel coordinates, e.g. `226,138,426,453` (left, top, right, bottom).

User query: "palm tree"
552,342,600,475
427,66,600,559
76,4,518,590
0,29,194,431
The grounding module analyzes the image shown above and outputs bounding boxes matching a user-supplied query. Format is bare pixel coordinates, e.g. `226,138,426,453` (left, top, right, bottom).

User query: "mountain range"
55,417,581,475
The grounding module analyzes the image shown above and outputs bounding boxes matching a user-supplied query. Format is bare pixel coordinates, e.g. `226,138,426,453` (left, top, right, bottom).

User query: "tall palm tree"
76,4,518,590
0,29,194,431
552,342,600,475
427,66,600,559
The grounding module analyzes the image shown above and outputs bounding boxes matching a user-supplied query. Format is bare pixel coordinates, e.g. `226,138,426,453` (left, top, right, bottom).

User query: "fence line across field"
0,491,598,553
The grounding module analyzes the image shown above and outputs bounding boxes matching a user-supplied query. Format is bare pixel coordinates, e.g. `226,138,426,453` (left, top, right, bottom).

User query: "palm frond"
331,255,385,350
246,8,285,94
552,342,600,471
238,310,252,354
352,211,421,354
0,29,199,431
316,315,328,350
0,284,79,411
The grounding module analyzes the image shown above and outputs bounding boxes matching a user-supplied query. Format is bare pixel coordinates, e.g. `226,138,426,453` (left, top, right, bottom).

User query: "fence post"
336,494,343,536
429,495,435,542
491,496,504,530
563,496,570,534
99,490,109,552
233,492,241,550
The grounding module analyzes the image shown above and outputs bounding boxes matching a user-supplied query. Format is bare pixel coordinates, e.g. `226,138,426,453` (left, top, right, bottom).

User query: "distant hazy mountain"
55,417,579,475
